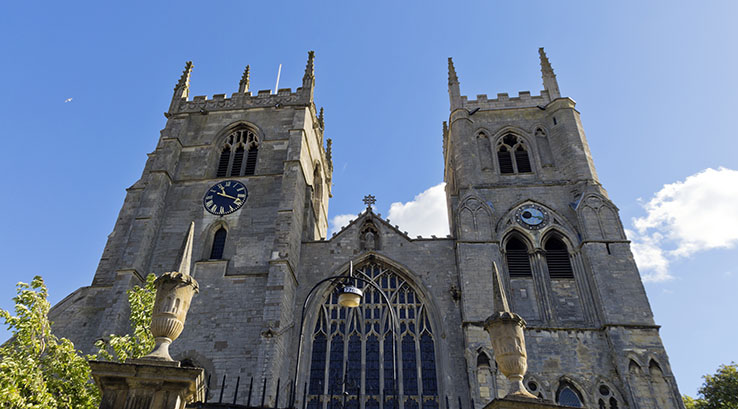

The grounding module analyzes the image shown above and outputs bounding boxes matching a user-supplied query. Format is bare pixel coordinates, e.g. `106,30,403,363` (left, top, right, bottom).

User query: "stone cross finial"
239,64,250,93
538,47,561,99
363,195,376,208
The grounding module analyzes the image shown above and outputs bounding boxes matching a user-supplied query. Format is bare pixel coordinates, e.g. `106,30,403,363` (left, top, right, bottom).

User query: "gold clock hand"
217,191,237,200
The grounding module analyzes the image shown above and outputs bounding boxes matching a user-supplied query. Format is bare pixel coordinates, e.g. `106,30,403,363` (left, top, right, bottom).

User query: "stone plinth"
483,396,581,409
90,360,205,409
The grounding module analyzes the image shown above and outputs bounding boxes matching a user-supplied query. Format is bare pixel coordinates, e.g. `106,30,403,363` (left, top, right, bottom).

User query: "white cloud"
387,183,449,238
328,183,450,238
329,213,355,236
628,167,738,282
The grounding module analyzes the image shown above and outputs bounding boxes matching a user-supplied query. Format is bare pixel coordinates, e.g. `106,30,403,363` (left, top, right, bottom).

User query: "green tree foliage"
0,276,99,408
683,362,738,409
95,273,156,362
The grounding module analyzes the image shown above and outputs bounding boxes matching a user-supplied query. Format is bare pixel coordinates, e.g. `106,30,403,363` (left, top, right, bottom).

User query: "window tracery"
216,128,259,177
496,134,532,174
307,263,439,409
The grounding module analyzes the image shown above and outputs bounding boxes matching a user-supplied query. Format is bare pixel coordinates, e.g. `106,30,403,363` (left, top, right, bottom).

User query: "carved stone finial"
318,107,325,129
169,61,193,113
492,262,510,313
538,47,561,99
363,194,376,208
448,57,459,86
326,138,333,169
142,223,199,362
177,221,195,277
448,57,462,110
484,262,536,399
175,61,193,92
239,64,250,93
303,50,315,84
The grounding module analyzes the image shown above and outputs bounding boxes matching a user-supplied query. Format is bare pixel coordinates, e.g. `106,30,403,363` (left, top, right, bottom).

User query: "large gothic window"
216,128,259,177
496,134,532,174
307,263,439,409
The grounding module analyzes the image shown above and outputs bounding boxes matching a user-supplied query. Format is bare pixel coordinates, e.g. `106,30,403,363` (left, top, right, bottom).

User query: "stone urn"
143,271,199,361
484,311,537,399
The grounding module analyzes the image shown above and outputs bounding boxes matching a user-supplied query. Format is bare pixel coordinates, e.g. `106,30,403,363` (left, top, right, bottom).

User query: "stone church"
50,49,685,408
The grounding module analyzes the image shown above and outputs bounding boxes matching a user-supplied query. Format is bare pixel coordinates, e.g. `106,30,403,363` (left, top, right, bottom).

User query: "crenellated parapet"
461,90,554,111
166,51,316,117
168,87,313,116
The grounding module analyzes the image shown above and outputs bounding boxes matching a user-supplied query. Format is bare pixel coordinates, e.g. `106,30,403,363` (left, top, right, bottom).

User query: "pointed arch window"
306,263,439,409
556,383,583,407
496,134,532,174
216,128,259,177
506,237,532,277
209,227,227,259
545,237,574,279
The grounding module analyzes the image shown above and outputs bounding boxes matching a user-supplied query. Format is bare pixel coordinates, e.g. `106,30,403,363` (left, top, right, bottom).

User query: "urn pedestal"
484,311,537,399
143,271,199,362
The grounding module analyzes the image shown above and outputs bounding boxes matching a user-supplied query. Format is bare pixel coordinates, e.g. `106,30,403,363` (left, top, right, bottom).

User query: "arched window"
506,237,532,277
596,384,620,409
496,134,532,174
216,128,259,177
545,237,574,279
306,262,439,409
209,227,227,259
556,383,583,407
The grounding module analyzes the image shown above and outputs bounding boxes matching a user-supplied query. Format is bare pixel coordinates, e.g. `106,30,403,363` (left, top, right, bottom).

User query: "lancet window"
544,237,574,279
505,237,532,277
307,262,439,409
216,128,259,177
209,227,227,259
496,134,532,174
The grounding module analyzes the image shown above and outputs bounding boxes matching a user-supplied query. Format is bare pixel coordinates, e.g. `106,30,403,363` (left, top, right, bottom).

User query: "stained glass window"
307,262,439,409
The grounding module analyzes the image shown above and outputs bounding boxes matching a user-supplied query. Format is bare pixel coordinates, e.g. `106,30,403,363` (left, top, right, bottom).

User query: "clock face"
515,205,548,230
203,180,248,215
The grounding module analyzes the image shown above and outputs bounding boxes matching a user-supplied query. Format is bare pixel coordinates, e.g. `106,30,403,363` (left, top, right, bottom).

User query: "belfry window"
506,237,532,277
209,227,227,259
496,134,532,174
307,263,439,409
216,128,259,177
545,237,574,279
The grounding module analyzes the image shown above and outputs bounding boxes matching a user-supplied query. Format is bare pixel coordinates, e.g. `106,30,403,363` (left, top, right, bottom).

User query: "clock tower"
55,52,331,390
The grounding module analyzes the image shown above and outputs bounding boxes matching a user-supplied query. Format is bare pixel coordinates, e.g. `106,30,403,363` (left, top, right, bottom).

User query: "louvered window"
216,128,259,178
230,146,244,176
497,134,533,175
506,237,532,277
216,147,230,177
545,237,574,279
244,146,258,176
557,386,583,407
515,146,532,173
498,147,514,174
209,227,227,259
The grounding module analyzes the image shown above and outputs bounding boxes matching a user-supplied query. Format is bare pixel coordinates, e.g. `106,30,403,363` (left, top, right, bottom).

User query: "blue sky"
1,0,737,398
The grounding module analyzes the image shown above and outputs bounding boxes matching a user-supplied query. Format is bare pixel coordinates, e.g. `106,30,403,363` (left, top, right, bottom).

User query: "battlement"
461,89,552,111
169,87,311,116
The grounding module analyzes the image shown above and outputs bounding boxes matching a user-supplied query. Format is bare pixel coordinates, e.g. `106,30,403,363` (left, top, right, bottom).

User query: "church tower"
52,52,332,398
444,49,684,408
